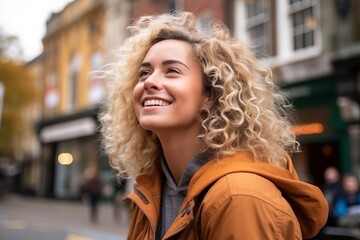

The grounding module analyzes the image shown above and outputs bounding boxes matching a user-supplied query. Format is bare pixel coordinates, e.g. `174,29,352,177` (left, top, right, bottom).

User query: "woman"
100,11,328,239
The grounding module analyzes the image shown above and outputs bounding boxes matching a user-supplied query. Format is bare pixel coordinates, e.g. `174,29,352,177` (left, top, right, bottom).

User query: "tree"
0,31,38,159
0,29,23,61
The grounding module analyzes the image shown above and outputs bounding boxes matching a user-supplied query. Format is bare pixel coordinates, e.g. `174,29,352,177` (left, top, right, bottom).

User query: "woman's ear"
201,93,212,112
201,84,212,109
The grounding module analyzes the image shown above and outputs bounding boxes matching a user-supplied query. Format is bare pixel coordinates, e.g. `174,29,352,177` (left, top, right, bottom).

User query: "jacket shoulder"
206,172,284,205
197,172,302,239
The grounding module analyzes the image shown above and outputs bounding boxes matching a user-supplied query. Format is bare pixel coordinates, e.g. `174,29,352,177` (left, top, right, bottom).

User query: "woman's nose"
143,73,161,90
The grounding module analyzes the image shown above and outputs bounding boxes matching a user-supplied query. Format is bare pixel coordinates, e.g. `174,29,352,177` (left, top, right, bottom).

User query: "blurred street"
0,194,129,240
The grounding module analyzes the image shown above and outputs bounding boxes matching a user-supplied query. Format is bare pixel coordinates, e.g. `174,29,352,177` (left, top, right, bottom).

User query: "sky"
0,0,74,62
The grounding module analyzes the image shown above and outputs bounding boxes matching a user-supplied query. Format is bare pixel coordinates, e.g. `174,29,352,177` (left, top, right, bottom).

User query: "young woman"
100,11,328,239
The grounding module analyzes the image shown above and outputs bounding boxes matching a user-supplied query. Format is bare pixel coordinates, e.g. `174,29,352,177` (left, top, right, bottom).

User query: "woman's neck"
157,129,202,185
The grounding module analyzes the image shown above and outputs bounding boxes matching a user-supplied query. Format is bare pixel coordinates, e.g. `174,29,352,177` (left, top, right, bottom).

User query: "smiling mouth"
143,99,171,107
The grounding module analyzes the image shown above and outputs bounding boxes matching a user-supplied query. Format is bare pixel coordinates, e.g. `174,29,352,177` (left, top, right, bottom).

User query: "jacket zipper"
163,205,193,239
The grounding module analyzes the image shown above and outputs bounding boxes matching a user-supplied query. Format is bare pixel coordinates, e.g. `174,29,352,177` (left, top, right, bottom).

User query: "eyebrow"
139,59,190,70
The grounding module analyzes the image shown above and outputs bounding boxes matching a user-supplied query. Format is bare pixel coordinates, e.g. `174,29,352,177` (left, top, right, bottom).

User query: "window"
196,11,213,34
45,72,58,115
245,0,276,57
88,51,104,105
68,53,81,111
235,0,321,65
166,0,177,12
289,0,317,50
90,51,102,71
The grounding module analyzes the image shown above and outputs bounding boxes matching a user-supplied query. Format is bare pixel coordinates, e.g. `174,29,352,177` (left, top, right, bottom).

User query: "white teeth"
144,99,170,107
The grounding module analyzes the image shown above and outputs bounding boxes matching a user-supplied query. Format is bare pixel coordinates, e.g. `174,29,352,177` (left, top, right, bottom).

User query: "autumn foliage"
0,57,38,157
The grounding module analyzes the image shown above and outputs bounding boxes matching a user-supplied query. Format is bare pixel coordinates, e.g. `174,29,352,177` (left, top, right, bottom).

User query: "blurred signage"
40,117,96,143
284,86,311,99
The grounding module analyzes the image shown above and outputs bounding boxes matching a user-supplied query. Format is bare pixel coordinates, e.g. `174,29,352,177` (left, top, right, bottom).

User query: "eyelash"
166,67,180,74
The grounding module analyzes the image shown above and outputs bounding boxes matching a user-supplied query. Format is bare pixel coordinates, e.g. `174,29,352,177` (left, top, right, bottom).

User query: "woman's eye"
139,70,151,79
166,67,180,74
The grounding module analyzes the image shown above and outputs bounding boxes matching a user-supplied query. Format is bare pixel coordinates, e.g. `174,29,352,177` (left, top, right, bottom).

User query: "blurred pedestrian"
100,11,328,239
334,174,360,228
323,166,342,226
113,177,126,222
0,170,6,199
2,161,19,194
82,164,103,224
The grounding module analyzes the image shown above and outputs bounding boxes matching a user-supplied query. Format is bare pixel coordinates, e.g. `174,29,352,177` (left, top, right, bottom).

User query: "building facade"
35,0,132,199
234,0,360,186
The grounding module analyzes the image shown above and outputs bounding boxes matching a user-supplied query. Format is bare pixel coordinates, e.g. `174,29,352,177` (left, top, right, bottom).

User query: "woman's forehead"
143,39,195,63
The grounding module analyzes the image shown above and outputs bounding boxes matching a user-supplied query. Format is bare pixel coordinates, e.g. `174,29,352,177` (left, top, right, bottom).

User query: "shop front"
36,108,114,200
284,76,351,187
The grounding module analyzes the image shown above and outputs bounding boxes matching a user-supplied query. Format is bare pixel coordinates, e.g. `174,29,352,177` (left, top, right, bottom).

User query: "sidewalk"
0,194,129,239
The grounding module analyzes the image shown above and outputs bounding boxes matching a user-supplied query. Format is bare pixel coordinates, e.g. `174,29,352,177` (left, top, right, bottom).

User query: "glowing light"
292,123,324,136
305,17,317,29
58,153,73,165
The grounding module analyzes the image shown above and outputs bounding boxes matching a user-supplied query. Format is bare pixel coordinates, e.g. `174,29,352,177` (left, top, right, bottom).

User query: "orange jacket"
126,151,328,239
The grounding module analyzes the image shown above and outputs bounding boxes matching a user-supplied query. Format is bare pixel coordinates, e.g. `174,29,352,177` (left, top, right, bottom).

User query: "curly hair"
100,11,299,178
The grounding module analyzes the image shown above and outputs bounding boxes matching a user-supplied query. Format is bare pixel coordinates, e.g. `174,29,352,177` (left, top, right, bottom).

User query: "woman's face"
132,39,207,134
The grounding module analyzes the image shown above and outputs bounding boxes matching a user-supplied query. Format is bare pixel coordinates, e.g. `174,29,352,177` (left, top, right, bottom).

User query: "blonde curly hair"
100,11,299,178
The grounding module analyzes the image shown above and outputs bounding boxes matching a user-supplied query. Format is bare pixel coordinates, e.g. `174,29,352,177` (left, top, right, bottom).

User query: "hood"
186,151,329,238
